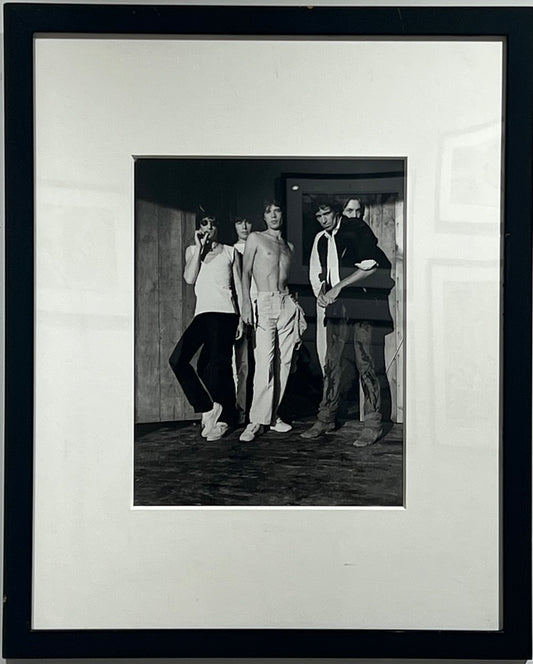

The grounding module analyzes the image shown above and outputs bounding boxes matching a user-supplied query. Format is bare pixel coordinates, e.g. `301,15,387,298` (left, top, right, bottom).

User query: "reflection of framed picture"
4,3,532,660
427,259,499,449
437,122,501,234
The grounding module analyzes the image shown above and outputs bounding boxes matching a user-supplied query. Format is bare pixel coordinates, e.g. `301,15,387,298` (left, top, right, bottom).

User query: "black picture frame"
4,4,532,659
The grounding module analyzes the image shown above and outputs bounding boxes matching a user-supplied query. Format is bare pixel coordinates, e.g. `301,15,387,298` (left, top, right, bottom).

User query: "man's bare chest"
259,238,290,263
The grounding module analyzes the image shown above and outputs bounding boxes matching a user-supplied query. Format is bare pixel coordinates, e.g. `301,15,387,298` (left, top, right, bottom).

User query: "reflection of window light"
291,185,299,191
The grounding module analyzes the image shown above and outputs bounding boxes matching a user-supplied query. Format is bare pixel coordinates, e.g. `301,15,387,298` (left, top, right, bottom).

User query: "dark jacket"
317,218,394,324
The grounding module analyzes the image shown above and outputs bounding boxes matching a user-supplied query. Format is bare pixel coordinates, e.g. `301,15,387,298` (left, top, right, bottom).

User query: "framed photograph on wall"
3,3,532,659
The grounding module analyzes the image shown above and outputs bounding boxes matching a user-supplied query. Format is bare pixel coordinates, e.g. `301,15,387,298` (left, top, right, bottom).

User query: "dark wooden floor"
134,419,403,507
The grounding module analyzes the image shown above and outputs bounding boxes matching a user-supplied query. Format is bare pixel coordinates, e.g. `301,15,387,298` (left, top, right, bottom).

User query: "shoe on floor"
206,422,229,442
239,422,264,442
201,402,223,438
300,420,335,439
353,427,382,447
269,417,292,433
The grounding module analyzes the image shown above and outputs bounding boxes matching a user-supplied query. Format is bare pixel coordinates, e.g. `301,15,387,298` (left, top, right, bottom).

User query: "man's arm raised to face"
183,229,212,284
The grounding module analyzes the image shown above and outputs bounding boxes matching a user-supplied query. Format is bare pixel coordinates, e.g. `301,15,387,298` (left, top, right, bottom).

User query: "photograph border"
4,3,532,659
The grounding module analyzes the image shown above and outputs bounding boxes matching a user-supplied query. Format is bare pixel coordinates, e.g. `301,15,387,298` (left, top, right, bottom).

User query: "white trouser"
249,291,298,426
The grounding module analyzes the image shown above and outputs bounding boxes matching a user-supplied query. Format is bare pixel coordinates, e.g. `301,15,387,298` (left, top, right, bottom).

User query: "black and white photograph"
134,158,405,506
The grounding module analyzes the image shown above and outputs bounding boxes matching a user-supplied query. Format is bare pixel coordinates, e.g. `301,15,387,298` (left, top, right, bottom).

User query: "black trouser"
169,312,238,424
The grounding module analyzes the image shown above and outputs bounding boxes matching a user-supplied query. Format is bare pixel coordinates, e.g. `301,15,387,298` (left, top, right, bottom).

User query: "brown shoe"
301,421,335,439
353,427,382,447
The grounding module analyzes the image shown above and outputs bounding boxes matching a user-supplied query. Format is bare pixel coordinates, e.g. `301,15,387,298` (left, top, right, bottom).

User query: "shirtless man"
239,202,306,442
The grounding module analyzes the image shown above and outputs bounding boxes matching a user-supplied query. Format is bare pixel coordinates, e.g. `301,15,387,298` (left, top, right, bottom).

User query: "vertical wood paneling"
381,195,396,260
136,204,198,424
394,198,404,424
362,197,400,423
160,209,198,422
135,200,161,422
181,214,198,420
158,206,185,422
382,195,398,423
181,214,197,372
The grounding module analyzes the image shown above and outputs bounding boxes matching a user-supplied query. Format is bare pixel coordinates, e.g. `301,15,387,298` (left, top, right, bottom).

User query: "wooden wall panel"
158,208,198,422
382,195,399,423
136,203,198,424
158,206,184,422
135,200,161,422
381,195,397,258
181,216,197,364
394,199,405,424
359,196,402,423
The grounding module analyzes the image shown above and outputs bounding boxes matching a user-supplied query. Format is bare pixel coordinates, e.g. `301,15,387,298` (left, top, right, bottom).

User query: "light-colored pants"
249,291,298,426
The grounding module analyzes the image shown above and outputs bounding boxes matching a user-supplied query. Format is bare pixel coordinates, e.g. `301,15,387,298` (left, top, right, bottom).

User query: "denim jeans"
317,318,390,429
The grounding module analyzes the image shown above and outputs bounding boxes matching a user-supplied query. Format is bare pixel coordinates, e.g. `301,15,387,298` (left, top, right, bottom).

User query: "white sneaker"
270,417,292,433
206,422,229,442
201,402,223,438
239,423,264,442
